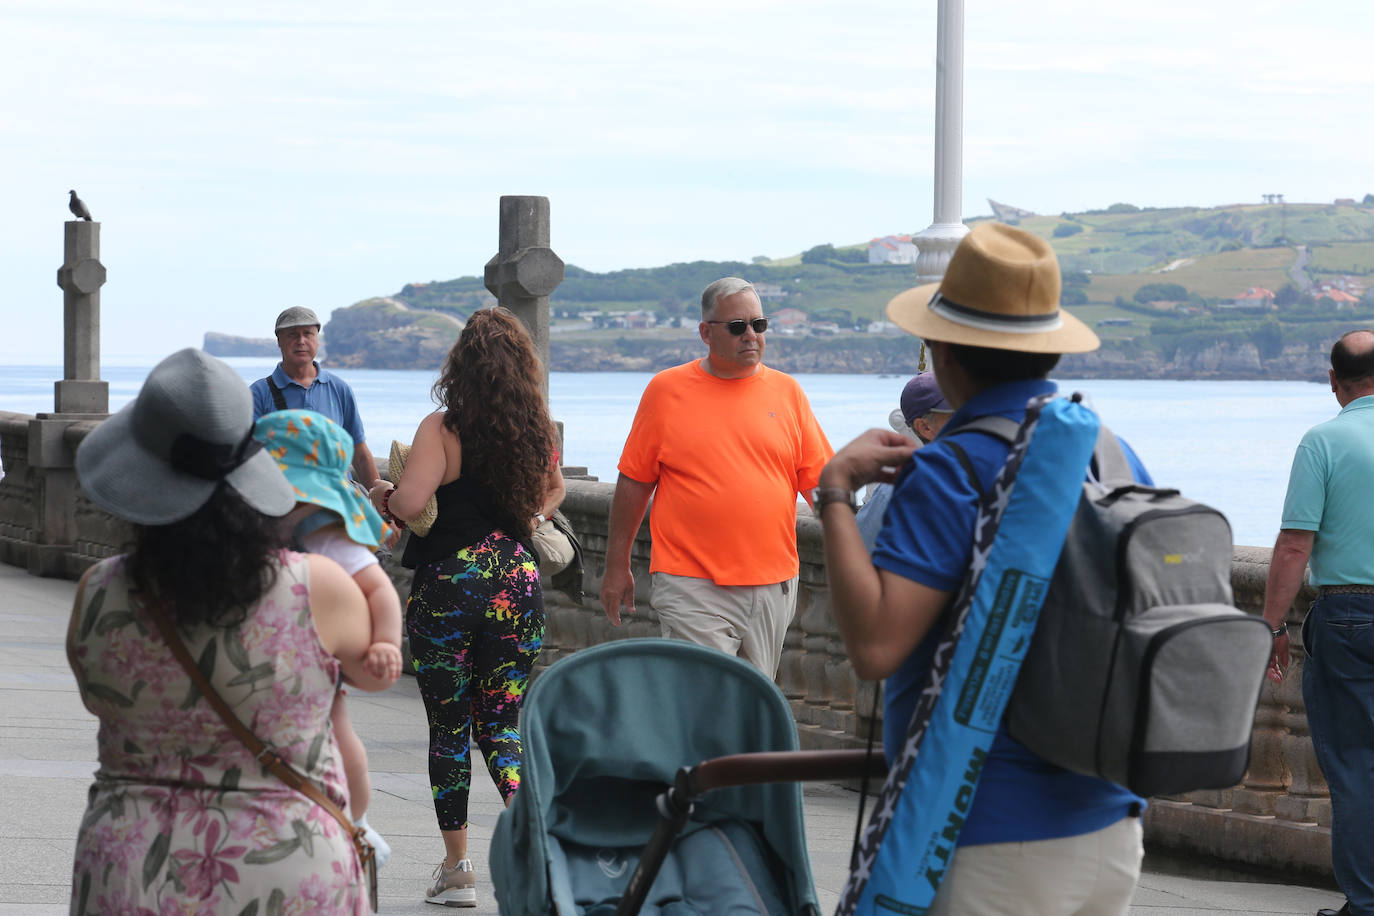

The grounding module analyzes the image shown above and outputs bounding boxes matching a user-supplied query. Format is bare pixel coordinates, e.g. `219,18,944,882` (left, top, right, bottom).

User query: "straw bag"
387,440,438,536
531,514,575,574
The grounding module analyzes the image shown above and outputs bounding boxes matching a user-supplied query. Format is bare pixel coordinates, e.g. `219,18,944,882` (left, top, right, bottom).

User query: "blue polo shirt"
1280,394,1374,585
250,363,367,447
872,378,1150,846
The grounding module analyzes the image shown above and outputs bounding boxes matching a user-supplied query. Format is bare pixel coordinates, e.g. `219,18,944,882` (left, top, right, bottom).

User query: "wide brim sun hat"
76,348,296,525
253,409,387,548
388,440,439,537
886,222,1100,355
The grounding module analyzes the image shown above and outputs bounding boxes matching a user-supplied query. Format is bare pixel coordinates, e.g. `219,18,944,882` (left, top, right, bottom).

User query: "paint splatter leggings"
406,531,545,831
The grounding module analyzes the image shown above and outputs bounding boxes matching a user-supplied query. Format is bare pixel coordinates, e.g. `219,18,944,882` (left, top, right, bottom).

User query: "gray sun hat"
76,348,296,525
274,306,320,332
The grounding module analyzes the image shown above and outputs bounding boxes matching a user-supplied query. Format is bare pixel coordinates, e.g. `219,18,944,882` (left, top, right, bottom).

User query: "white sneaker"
425,858,476,908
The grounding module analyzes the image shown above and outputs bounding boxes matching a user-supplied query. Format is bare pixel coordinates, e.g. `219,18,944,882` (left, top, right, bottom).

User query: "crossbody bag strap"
144,600,359,838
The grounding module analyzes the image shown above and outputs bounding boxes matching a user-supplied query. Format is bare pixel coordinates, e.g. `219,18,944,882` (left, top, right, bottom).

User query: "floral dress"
67,551,368,916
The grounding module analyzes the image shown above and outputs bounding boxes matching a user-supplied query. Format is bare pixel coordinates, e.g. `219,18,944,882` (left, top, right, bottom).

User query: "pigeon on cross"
68,189,93,221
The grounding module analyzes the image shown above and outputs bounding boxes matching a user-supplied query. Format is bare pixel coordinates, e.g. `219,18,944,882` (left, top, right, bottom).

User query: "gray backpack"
948,413,1273,798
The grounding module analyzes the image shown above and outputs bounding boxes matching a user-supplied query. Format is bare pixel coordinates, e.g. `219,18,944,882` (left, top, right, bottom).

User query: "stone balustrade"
0,414,1331,878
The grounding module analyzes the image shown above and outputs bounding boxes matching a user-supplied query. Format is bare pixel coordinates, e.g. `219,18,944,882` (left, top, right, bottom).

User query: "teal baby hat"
253,409,386,548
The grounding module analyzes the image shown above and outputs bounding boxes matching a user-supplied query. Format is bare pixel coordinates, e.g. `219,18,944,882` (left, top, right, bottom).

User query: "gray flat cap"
275,306,321,331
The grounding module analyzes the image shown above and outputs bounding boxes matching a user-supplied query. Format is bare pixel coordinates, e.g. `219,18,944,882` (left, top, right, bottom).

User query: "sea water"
1,359,1335,548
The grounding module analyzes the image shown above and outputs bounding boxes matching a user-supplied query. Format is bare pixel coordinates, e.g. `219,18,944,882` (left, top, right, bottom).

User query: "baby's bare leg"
331,691,370,818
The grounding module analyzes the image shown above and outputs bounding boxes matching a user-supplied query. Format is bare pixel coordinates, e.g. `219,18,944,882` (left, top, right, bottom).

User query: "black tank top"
400,474,531,569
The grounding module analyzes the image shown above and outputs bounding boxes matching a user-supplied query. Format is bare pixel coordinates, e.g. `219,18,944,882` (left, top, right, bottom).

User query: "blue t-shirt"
250,363,367,447
872,378,1150,847
1279,394,1374,585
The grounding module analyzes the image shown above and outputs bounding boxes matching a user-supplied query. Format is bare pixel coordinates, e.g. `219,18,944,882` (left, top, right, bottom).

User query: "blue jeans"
1303,592,1374,915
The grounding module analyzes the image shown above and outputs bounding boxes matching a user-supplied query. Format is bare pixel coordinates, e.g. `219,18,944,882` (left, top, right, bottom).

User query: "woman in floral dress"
67,348,391,915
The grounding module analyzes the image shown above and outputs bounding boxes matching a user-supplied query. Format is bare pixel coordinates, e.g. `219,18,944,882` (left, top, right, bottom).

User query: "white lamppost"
913,0,969,283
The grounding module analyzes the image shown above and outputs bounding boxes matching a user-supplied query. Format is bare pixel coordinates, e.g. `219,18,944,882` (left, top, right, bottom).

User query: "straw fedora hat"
886,222,1099,354
388,440,439,537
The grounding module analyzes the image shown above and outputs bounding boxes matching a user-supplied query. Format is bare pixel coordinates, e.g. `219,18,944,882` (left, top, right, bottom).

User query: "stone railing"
0,415,1332,878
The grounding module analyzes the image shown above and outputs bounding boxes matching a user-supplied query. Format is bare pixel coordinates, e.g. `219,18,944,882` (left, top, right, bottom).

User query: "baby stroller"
490,639,878,915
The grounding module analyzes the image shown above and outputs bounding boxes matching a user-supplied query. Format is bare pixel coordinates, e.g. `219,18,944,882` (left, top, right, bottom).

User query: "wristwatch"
811,487,857,514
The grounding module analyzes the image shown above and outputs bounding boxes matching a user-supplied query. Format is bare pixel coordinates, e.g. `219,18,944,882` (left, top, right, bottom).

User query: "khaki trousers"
649,572,799,678
927,815,1143,916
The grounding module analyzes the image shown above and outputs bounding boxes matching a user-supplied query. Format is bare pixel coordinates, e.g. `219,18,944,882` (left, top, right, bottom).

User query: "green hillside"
393,202,1374,328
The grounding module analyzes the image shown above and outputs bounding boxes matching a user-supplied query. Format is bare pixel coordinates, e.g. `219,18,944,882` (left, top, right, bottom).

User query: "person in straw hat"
368,307,565,908
68,348,391,915
815,223,1155,914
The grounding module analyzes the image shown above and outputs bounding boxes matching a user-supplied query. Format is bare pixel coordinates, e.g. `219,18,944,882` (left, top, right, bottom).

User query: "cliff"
314,298,460,369
203,332,278,357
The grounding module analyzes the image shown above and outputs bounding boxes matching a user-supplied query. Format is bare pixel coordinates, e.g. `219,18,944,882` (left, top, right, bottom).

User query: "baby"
254,409,402,866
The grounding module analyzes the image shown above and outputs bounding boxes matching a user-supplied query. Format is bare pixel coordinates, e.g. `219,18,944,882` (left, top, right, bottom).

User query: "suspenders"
264,376,288,411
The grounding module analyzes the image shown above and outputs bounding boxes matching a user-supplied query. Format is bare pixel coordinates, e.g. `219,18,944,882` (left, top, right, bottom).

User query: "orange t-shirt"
617,360,833,585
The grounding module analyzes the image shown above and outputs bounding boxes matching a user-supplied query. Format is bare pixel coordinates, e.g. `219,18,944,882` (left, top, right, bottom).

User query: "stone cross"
484,196,564,393
25,219,111,576
53,220,109,415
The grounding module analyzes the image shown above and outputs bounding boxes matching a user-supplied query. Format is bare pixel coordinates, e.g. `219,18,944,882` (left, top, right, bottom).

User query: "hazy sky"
3,0,1371,363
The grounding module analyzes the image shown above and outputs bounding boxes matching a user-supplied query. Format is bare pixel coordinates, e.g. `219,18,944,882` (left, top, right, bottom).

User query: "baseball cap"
275,307,321,332
899,372,951,425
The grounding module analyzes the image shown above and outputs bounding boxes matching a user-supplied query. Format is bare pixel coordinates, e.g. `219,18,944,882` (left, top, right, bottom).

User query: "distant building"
1221,287,1276,310
772,307,808,327
754,282,787,301
867,320,901,333
868,235,919,264
1335,198,1358,206
1095,318,1134,327
1317,289,1360,310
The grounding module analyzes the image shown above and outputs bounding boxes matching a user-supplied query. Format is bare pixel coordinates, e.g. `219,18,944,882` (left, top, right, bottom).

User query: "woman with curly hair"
370,307,563,907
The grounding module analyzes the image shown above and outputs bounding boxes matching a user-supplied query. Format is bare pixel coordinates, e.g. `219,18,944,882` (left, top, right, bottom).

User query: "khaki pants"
650,572,799,678
928,815,1143,916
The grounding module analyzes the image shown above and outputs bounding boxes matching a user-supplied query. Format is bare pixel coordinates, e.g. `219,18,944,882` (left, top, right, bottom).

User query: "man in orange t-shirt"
600,277,833,676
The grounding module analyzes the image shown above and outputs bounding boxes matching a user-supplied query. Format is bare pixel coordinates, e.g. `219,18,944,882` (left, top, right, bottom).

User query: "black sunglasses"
706,317,769,335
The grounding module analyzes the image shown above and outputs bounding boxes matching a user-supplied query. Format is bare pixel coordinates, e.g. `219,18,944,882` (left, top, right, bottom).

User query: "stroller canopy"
491,639,819,915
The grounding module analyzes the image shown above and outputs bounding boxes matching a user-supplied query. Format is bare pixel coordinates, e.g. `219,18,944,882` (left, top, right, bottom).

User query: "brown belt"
1320,585,1374,596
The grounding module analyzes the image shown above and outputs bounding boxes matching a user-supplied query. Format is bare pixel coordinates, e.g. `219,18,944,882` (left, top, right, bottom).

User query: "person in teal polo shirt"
250,306,380,487
1265,329,1374,916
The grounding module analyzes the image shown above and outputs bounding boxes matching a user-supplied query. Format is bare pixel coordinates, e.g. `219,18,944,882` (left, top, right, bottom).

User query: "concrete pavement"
0,560,1345,915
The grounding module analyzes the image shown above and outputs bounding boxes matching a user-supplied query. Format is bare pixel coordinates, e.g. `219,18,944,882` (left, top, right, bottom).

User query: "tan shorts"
928,815,1144,916
649,572,799,679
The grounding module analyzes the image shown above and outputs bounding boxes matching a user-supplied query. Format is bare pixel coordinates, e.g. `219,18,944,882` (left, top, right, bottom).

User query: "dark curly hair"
126,483,285,628
432,308,557,541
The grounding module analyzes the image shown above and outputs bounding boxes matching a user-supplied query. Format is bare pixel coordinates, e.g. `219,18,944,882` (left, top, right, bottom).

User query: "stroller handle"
688,749,888,795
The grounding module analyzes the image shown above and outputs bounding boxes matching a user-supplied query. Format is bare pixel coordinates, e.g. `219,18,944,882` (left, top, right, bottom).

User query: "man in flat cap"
251,307,379,487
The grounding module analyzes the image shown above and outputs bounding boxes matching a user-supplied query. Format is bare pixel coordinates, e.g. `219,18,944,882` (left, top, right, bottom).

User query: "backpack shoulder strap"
265,376,288,412
938,414,1020,498
1091,423,1134,487
951,414,1019,444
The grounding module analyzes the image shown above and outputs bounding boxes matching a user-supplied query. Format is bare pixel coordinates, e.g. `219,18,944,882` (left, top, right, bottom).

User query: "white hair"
700,277,759,320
